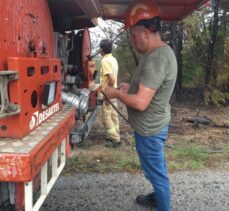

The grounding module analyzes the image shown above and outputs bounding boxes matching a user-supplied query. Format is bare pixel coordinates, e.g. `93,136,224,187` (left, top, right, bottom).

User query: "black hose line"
102,90,128,123
102,90,176,149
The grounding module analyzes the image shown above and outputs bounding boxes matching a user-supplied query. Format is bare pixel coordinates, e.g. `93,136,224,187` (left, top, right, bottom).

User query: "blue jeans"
135,126,170,211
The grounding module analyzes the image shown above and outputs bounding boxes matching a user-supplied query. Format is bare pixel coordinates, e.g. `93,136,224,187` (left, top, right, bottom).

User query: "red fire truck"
0,0,209,210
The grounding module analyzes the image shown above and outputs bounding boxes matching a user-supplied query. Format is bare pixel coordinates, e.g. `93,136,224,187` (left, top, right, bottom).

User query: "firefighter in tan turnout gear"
100,39,121,148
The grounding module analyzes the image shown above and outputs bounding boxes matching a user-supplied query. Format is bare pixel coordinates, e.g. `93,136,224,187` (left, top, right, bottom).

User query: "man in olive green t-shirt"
105,0,177,210
127,46,177,136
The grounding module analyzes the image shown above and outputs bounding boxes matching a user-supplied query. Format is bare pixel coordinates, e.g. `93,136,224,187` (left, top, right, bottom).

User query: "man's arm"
106,73,115,87
118,82,130,93
105,84,156,111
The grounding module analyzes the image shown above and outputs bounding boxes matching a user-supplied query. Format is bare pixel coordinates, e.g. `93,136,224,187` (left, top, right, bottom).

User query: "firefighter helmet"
124,0,160,29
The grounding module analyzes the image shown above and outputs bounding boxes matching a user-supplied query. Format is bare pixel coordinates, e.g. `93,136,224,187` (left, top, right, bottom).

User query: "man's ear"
143,27,151,39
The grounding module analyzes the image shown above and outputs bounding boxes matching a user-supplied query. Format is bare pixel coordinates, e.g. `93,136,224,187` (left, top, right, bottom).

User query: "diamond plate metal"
0,105,74,154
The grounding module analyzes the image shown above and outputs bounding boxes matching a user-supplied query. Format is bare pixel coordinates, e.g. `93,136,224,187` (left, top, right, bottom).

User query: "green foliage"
204,29,229,105
181,9,210,87
216,66,229,90
204,88,229,105
182,53,205,86
222,0,229,11
113,32,140,83
181,5,229,105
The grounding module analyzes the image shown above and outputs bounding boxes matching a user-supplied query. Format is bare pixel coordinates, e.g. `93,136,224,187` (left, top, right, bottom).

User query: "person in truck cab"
104,0,177,210
99,39,121,148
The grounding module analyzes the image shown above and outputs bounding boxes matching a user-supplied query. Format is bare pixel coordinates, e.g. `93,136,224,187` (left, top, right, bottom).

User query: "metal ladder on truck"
0,105,75,211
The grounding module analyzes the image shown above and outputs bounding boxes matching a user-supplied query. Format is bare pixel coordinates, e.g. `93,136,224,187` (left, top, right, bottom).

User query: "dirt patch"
170,103,229,148
81,102,229,149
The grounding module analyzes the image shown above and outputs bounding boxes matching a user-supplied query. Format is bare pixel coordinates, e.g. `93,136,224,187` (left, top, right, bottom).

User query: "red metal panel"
0,0,55,70
15,183,24,211
97,0,209,21
158,0,210,21
81,29,94,89
0,107,75,182
0,57,62,139
82,29,92,77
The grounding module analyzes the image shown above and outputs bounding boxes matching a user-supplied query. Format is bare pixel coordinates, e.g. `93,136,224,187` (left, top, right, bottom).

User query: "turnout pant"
101,100,120,142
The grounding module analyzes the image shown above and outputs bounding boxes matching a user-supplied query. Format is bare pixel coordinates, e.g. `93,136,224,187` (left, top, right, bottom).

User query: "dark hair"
136,16,161,32
100,39,112,54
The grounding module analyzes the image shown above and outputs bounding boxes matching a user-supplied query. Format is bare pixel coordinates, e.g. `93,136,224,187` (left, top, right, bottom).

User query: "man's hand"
118,82,130,93
104,86,118,99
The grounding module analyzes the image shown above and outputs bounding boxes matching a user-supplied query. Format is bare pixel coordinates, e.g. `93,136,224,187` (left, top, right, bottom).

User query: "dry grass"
64,145,141,174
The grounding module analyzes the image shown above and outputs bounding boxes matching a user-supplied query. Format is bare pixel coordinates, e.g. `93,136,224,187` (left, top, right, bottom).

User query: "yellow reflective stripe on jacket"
107,126,117,134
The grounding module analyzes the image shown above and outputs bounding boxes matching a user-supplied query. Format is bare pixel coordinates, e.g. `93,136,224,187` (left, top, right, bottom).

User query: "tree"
204,0,229,105
205,0,220,86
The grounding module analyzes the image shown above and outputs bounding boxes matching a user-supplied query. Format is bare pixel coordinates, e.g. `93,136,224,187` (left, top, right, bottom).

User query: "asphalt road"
41,170,229,211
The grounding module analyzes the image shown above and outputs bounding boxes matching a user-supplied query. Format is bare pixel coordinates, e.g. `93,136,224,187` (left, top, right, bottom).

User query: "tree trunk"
170,23,183,101
176,24,184,101
205,0,220,87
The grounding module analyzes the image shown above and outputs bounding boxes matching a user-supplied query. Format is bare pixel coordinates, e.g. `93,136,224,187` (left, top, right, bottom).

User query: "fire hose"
101,90,128,122
102,92,229,154
102,90,175,150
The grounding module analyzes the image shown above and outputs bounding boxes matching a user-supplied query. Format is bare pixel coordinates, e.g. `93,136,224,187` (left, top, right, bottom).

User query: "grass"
166,143,208,170
167,135,229,171
64,135,229,174
64,146,141,175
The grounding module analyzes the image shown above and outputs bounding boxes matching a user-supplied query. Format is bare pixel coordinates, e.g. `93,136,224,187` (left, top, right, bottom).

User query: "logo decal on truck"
29,103,60,130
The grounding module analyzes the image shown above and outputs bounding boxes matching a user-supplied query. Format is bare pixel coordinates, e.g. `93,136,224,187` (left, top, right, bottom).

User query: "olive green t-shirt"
127,45,177,136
